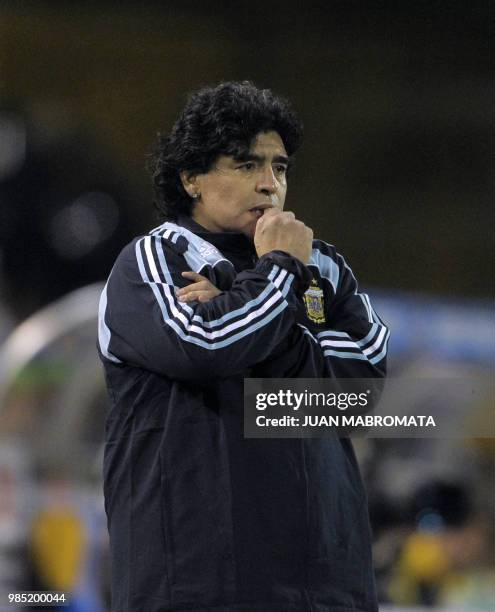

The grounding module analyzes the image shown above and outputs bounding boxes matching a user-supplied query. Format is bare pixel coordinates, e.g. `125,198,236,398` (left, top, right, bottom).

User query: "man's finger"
177,281,210,295
181,270,206,282
260,207,283,219
178,290,217,302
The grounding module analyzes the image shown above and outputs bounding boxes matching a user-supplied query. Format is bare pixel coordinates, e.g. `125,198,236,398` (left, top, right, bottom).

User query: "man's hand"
176,271,222,302
254,208,313,264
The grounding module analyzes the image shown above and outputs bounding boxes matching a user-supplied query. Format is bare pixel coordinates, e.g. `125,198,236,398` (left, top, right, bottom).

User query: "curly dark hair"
149,81,304,220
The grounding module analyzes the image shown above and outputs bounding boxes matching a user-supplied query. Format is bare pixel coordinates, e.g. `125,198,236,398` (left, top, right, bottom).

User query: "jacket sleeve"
310,241,389,379
98,234,313,381
251,323,327,379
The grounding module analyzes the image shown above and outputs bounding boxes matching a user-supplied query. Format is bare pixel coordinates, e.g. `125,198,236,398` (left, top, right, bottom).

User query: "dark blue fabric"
100,219,381,611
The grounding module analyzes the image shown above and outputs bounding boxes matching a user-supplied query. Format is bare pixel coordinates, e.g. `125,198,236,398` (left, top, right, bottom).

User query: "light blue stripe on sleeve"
369,330,390,364
138,279,290,351
318,330,351,339
309,248,339,293
323,350,369,360
98,281,122,364
152,234,283,329
136,237,294,348
318,324,381,349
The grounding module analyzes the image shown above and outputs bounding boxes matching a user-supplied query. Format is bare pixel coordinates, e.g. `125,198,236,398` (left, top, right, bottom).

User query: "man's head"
150,81,303,237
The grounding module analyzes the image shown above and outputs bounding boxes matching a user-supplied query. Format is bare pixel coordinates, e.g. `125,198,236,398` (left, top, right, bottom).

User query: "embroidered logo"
198,241,221,260
303,279,326,324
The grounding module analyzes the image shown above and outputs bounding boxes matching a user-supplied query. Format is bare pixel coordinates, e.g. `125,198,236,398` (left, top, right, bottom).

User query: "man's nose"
255,166,276,195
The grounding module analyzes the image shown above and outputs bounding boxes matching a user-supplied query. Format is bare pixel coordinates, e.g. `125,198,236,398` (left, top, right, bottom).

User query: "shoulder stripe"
308,247,339,293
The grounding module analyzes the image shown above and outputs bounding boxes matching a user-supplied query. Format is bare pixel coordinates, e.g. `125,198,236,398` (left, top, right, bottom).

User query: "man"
98,81,389,611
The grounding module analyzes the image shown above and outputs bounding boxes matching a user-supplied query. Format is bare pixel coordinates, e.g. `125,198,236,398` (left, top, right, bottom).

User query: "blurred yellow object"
31,509,85,591
389,532,451,604
401,532,450,581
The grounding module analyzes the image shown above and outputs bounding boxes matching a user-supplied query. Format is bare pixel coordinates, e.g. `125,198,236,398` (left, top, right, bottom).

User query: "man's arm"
175,272,330,380
248,238,389,381
98,233,313,381
308,241,389,379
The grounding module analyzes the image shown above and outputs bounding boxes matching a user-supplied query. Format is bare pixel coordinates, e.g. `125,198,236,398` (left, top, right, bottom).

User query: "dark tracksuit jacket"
98,215,389,612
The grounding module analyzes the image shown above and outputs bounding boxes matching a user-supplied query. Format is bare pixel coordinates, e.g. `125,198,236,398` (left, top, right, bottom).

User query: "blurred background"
0,1,494,610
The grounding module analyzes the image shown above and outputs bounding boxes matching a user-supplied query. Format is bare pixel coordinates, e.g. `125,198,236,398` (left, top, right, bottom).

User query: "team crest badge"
303,279,326,324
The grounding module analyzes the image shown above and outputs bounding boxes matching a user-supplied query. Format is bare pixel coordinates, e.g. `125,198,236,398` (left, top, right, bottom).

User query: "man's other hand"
177,271,222,302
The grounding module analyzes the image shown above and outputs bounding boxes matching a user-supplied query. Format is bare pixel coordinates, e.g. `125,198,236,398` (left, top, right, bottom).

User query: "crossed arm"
176,262,389,381
177,271,223,303
100,213,387,381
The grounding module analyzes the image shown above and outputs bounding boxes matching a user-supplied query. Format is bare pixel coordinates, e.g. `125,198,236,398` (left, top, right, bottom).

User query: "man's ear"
180,171,199,198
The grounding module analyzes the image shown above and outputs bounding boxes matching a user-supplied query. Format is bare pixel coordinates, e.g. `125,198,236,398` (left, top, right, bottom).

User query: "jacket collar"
176,214,256,257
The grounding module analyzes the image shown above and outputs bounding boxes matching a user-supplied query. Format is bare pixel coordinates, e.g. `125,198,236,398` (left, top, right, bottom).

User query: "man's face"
187,131,289,239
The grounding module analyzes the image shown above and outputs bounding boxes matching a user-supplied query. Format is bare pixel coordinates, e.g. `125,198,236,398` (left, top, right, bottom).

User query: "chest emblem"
303,279,326,324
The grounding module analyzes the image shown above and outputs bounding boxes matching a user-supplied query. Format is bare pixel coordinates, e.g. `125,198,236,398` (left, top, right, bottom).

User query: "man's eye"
274,165,287,174
239,162,255,171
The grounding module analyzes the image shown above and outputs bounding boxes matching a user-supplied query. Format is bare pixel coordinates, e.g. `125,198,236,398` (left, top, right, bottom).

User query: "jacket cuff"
255,250,313,296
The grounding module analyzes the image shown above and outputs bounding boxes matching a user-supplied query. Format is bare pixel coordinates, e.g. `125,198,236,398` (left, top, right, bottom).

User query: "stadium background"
0,2,494,610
